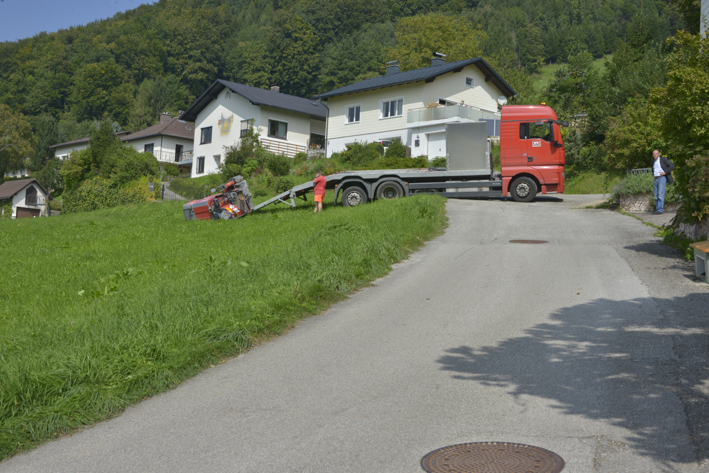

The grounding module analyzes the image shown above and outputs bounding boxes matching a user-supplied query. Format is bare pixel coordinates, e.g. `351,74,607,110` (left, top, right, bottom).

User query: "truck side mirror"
561,121,569,127
553,141,564,148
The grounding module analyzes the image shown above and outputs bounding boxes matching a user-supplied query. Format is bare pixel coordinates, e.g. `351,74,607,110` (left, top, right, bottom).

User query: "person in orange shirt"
313,171,326,213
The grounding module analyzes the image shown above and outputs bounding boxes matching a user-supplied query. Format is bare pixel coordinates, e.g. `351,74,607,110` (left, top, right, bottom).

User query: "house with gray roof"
0,178,49,219
50,114,193,166
120,113,194,166
180,80,327,178
313,56,516,159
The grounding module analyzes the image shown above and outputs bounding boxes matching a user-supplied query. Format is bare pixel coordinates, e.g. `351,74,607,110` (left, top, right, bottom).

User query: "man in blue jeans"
652,149,674,214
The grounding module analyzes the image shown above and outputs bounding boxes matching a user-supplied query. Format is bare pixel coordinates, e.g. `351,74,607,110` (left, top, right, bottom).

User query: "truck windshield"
520,122,554,142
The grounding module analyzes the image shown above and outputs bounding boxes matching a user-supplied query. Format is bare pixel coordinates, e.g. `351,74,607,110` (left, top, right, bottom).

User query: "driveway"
2,195,708,472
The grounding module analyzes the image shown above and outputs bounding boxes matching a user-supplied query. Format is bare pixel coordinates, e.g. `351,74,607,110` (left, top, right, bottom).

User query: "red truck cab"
500,105,565,199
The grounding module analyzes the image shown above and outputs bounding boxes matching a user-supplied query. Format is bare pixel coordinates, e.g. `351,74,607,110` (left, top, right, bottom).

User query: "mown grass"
564,168,623,194
0,193,447,460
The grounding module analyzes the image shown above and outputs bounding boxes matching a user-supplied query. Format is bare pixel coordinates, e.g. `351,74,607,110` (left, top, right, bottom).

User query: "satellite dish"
497,96,508,106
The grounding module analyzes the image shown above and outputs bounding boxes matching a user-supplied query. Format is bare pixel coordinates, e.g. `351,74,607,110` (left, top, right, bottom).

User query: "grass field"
563,168,623,195
531,55,612,91
0,193,447,460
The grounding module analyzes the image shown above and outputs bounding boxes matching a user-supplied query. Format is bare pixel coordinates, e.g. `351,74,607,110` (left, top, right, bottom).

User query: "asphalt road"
3,195,709,473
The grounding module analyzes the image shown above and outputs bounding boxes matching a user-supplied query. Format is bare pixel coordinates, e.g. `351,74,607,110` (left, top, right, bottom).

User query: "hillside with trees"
0,0,707,224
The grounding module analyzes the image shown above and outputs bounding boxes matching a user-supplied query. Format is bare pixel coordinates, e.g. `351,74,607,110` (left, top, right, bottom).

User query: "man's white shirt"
653,158,663,177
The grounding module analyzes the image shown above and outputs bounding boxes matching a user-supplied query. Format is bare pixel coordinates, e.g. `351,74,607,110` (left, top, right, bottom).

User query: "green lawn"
0,194,447,460
531,55,612,92
564,168,623,194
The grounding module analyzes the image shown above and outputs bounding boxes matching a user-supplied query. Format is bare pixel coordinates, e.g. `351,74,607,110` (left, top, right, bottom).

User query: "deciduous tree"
0,104,34,177
387,13,487,70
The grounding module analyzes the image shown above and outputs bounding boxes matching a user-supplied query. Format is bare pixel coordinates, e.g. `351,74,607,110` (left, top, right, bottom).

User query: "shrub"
373,156,429,170
34,158,65,195
271,176,294,193
62,178,148,214
431,157,447,168
1,200,11,219
339,142,382,168
221,163,243,181
384,140,407,159
108,147,160,188
242,159,259,177
293,152,308,164
223,122,260,167
678,154,709,222
266,154,291,177
612,172,679,203
162,163,180,177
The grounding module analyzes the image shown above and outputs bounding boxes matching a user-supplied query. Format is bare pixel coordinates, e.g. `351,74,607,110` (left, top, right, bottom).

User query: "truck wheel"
342,186,367,207
376,181,404,200
510,177,537,202
219,209,233,219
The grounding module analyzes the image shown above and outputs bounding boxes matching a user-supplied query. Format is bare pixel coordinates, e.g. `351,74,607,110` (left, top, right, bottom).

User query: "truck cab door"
520,121,561,166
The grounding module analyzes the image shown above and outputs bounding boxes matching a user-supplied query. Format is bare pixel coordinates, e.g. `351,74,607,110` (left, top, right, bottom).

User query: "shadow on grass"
437,293,709,465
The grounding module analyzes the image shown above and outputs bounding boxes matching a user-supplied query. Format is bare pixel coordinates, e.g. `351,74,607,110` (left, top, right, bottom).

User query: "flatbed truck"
183,105,566,220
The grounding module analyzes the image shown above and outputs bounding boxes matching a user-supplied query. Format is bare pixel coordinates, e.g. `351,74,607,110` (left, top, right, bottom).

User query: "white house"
120,113,194,164
0,178,49,218
49,114,193,168
702,0,708,34
49,132,130,160
179,80,327,178
314,57,516,159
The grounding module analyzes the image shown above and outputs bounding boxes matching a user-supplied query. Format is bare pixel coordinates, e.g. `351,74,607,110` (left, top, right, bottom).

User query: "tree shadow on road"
437,293,709,465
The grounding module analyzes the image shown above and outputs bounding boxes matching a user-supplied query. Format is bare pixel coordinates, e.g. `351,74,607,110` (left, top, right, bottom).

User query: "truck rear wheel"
376,181,404,200
342,186,367,207
510,177,537,202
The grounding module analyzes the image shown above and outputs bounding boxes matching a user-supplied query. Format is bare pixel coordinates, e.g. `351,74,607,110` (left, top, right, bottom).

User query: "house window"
346,105,360,124
381,98,403,118
240,119,251,137
439,98,456,106
465,76,475,87
25,185,38,205
144,143,154,154
310,133,325,149
175,144,183,162
200,127,212,144
268,120,288,140
197,156,205,174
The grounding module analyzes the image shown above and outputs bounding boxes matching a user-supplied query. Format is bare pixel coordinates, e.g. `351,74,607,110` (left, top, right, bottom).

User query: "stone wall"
619,193,678,213
678,219,709,240
619,194,652,212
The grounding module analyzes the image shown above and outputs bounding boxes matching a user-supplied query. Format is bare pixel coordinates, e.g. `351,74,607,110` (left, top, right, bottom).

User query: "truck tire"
510,177,537,202
342,186,367,207
376,181,404,200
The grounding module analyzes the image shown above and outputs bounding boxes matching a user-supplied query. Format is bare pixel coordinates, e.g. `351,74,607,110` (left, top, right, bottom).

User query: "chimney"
270,84,280,93
160,112,171,122
386,60,400,75
431,52,446,67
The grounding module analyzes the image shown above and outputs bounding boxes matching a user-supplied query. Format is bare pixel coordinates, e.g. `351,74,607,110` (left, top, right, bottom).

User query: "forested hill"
0,0,687,135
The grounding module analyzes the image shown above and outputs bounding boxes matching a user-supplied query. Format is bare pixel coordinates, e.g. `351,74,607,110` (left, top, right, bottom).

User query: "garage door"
427,133,446,158
16,207,40,219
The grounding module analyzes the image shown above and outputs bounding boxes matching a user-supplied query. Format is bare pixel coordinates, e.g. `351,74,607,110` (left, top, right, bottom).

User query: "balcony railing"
25,195,45,205
407,104,499,124
260,137,306,158
141,149,194,163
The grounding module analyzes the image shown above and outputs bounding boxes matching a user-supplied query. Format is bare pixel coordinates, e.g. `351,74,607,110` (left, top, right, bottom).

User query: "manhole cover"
421,442,565,473
509,240,549,244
